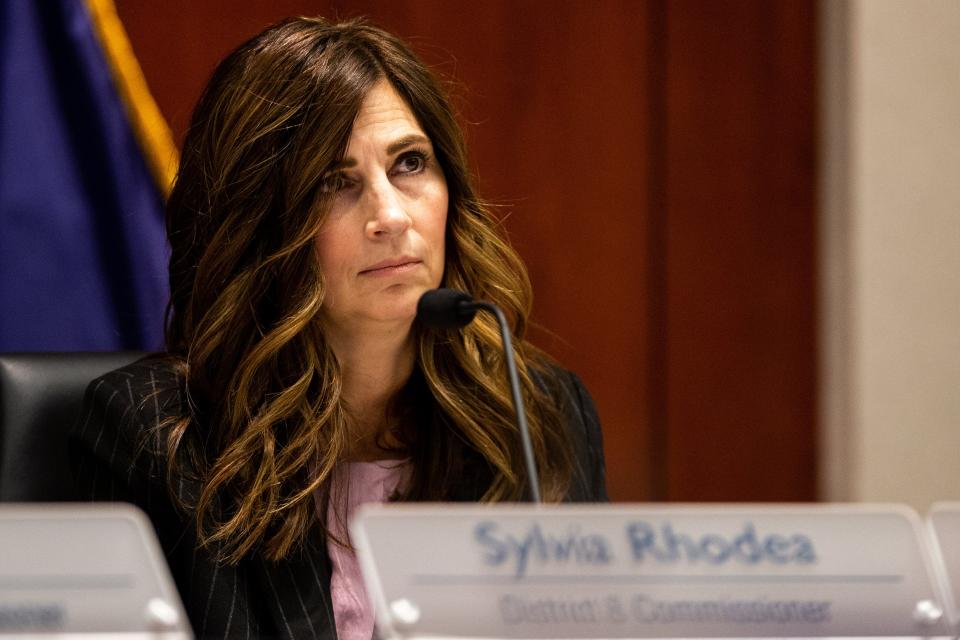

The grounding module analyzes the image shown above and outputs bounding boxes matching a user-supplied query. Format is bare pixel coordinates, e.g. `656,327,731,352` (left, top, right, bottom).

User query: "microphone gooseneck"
416,288,542,503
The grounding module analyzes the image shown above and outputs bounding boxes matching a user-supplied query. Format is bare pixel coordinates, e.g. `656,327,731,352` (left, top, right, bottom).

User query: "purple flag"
0,0,169,351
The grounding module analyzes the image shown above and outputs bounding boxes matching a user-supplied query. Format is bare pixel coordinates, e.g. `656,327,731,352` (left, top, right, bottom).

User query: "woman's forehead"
352,81,424,134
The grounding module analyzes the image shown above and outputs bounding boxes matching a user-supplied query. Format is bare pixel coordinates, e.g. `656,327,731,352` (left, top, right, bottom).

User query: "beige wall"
820,0,960,509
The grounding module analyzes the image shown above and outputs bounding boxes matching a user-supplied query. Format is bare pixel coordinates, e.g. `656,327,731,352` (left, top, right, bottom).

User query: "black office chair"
0,352,146,501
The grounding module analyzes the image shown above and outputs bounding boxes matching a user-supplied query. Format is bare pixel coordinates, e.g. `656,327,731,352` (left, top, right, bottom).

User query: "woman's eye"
319,173,348,194
394,151,427,175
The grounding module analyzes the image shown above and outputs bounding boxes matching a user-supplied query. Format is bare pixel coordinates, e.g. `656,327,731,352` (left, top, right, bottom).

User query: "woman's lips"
359,258,422,277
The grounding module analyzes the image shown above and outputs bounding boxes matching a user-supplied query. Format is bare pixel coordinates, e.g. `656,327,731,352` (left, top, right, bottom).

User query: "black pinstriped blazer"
69,356,607,639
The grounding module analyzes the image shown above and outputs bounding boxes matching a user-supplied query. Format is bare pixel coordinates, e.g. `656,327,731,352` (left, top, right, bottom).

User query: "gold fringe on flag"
84,0,179,198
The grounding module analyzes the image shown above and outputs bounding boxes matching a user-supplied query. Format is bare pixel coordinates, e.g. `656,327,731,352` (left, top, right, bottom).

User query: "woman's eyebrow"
386,134,430,155
333,134,431,170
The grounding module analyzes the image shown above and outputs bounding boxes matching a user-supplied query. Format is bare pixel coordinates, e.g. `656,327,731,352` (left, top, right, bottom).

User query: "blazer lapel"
254,538,336,639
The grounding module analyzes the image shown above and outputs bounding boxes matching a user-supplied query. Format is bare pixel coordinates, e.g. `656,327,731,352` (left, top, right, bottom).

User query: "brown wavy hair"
164,16,574,564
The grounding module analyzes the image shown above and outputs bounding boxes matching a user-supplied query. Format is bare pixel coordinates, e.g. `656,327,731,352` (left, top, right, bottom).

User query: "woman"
71,16,606,639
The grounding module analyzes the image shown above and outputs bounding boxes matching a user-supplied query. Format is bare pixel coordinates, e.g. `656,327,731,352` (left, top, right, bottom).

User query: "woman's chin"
323,285,433,332
367,291,423,326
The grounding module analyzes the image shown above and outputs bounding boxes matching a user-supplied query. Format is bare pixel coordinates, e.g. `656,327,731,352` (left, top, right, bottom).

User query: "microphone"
417,288,542,503
415,288,477,328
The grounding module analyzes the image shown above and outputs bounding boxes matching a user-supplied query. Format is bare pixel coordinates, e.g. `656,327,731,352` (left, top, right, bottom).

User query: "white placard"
0,504,190,637
352,503,954,639
928,502,960,623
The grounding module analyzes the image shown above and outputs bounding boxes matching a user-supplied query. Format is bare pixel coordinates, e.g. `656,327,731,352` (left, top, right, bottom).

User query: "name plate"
0,504,190,637
928,502,960,621
351,504,953,638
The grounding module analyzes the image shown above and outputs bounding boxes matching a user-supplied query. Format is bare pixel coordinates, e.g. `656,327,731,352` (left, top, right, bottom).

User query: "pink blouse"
321,460,409,640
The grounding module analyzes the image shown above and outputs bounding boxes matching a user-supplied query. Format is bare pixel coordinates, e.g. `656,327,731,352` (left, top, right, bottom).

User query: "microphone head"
417,288,478,329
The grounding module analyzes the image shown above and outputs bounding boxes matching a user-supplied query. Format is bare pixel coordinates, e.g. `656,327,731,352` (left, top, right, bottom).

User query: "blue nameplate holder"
351,504,955,639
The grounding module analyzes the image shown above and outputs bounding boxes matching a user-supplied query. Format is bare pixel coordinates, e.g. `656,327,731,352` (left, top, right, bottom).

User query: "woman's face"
315,78,448,335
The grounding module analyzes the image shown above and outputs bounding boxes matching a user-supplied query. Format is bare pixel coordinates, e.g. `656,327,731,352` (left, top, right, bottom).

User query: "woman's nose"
364,180,412,238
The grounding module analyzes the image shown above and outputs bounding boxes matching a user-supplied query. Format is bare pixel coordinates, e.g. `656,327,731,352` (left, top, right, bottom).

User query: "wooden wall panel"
115,0,817,503
663,0,817,500
113,1,337,141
